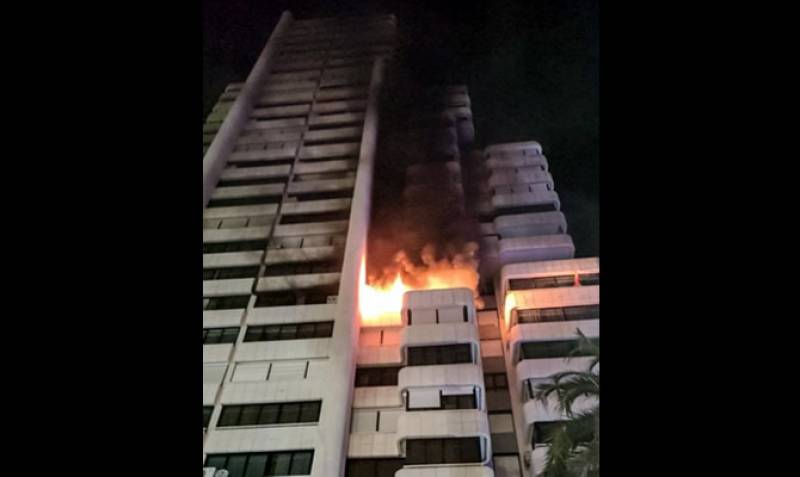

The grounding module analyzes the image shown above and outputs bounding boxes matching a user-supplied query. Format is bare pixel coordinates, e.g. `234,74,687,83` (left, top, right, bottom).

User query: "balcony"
398,363,484,396
400,323,480,352
396,466,494,477
498,235,575,265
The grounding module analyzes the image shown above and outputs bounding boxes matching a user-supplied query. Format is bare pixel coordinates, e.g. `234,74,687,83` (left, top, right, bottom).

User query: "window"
279,210,351,224
532,421,567,447
289,189,353,202
254,286,338,307
441,392,477,410
484,373,508,390
497,202,557,215
203,327,240,345
204,295,251,310
203,406,213,429
244,322,333,342
217,177,287,187
345,458,404,477
520,338,599,361
405,437,482,465
262,259,341,276
509,275,575,290
407,344,472,366
217,401,321,427
207,194,282,208
205,451,314,477
516,305,599,324
203,239,268,254
204,266,261,280
355,366,401,387
525,378,555,401
509,273,599,290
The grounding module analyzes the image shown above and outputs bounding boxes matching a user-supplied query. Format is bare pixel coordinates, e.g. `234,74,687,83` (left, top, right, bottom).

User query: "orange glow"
359,257,412,326
358,251,482,327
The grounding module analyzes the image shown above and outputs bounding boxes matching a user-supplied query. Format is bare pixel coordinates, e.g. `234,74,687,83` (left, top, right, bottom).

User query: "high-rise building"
203,11,598,477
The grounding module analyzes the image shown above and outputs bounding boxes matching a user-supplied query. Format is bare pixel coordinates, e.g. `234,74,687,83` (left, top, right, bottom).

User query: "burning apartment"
202,11,599,477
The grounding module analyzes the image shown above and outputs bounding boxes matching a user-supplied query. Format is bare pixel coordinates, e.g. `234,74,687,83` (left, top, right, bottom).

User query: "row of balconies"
349,289,495,475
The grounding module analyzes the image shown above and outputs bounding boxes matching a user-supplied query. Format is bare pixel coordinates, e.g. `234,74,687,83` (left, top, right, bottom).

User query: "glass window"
218,406,241,427
289,451,313,474
221,327,240,343
297,323,315,339
443,438,461,463
315,321,334,337
244,455,268,477
520,338,599,360
205,455,226,469
280,324,299,340
205,329,222,344
406,440,426,465
245,326,263,342
226,455,247,477
279,403,301,423
267,453,292,475
258,404,279,425
299,402,321,423
426,439,443,464
264,325,281,341
239,405,261,426
460,437,482,462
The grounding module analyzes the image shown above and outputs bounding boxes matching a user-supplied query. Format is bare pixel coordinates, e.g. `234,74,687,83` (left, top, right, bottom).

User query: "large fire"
358,244,482,326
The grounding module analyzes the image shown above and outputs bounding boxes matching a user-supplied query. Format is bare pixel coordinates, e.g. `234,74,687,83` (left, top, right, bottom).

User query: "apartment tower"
202,11,598,477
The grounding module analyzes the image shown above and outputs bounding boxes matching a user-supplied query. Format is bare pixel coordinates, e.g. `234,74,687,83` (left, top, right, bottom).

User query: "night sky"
203,0,598,257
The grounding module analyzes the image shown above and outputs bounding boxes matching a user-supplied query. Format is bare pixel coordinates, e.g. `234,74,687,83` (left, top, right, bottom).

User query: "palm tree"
533,330,599,477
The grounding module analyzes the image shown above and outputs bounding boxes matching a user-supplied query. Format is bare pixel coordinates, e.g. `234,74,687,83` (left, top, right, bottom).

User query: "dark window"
405,438,482,465
345,458,405,477
407,344,472,366
279,210,351,224
203,406,213,429
217,401,322,427
484,373,508,390
441,392,477,410
533,421,567,447
203,240,268,254
204,295,251,311
254,286,338,307
217,177,287,187
509,275,575,291
579,272,600,286
204,266,261,280
497,203,557,215
205,451,314,477
520,338,599,361
244,322,334,342
290,190,354,201
262,260,341,276
207,194,282,208
355,366,401,387
516,305,599,324
203,327,240,345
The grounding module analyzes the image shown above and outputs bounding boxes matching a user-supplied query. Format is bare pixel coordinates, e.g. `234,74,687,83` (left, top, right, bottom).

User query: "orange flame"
358,245,483,327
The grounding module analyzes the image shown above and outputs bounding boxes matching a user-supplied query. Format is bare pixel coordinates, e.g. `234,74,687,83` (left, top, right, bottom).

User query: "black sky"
203,0,598,257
